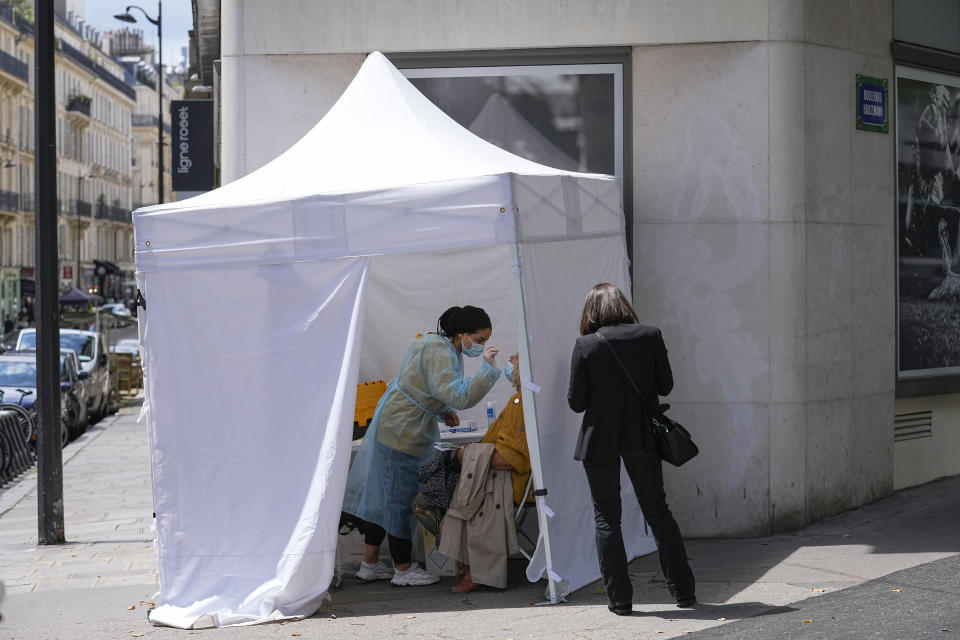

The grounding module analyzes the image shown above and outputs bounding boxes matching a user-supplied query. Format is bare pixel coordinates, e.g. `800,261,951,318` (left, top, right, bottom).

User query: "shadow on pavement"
684,554,960,639
318,475,960,625
619,602,800,621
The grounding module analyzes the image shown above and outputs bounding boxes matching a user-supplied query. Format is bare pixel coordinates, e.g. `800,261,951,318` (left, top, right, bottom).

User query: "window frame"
893,42,960,397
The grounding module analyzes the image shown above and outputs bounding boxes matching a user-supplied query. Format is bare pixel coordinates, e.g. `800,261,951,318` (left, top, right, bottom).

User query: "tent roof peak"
140,51,602,214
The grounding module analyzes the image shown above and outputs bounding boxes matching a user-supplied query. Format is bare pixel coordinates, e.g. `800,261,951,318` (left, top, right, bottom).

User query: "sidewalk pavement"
685,554,960,639
0,397,957,639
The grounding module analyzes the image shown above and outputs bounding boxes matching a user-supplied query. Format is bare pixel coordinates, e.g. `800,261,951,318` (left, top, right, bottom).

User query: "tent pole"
510,223,561,605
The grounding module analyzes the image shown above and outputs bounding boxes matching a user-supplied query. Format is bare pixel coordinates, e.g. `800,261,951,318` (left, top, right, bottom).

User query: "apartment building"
0,3,178,324
117,29,181,210
54,14,136,300
0,1,31,327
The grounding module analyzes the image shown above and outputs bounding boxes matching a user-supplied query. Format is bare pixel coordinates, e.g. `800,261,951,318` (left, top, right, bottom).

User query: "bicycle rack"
0,409,37,487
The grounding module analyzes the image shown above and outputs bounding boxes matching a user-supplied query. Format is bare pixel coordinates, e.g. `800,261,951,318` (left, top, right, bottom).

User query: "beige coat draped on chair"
438,443,519,589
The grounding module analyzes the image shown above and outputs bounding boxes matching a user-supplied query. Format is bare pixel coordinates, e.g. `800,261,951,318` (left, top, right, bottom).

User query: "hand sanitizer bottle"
486,402,496,427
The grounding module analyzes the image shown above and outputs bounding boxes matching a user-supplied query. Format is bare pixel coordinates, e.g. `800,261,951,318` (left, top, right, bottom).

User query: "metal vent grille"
894,410,933,443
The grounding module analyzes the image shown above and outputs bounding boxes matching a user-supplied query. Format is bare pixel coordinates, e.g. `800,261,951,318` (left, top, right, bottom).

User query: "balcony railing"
132,113,172,135
14,15,32,37
0,49,27,84
110,205,129,223
76,199,91,217
96,202,108,219
0,189,16,211
131,114,154,127
59,41,136,102
66,95,92,118
0,2,32,36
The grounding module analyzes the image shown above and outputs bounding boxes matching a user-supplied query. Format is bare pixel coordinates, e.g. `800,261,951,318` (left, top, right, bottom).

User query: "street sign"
857,74,888,133
62,266,72,280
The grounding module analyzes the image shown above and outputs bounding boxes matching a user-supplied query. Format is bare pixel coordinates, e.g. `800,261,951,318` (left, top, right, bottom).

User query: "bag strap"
595,330,658,416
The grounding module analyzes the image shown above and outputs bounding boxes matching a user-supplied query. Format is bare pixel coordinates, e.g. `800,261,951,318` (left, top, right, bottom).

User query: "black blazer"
567,323,674,461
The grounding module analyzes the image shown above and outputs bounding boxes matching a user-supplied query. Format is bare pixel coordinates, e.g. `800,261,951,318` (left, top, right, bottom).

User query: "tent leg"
510,236,564,606
534,593,564,606
533,580,565,605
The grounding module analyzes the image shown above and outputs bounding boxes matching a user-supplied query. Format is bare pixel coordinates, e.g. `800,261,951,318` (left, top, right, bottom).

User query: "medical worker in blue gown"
342,305,501,586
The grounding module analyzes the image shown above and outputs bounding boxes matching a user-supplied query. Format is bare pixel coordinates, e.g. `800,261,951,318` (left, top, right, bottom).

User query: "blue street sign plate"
857,74,888,133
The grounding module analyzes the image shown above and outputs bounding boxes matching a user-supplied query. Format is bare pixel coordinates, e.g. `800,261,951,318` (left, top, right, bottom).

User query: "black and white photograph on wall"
897,65,960,378
402,64,623,182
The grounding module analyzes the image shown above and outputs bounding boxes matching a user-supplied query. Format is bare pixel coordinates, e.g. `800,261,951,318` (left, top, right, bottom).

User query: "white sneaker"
356,561,394,582
390,562,440,586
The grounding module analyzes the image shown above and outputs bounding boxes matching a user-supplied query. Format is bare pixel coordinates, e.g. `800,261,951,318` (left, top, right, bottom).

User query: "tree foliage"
8,0,33,23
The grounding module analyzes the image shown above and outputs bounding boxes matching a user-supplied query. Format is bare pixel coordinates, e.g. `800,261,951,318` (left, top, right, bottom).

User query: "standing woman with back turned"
567,283,695,616
342,306,501,587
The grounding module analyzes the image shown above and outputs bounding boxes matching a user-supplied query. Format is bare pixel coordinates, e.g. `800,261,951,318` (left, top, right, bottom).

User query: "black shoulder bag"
595,330,699,467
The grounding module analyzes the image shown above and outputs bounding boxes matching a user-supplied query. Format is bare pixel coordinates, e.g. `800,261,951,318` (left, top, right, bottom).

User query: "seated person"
438,353,532,593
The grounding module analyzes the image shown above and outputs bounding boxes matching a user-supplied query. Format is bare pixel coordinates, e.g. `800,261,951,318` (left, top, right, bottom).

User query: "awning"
59,286,104,305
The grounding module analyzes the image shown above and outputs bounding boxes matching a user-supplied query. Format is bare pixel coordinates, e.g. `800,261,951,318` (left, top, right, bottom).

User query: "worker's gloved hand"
482,345,500,367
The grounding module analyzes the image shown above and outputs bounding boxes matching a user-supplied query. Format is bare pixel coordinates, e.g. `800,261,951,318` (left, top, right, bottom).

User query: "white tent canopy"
135,51,655,629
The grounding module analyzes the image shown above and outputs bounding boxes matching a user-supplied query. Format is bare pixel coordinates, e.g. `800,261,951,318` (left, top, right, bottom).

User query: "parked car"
58,351,86,440
17,348,90,435
60,349,90,430
109,338,141,358
0,353,78,446
16,329,111,422
99,303,132,318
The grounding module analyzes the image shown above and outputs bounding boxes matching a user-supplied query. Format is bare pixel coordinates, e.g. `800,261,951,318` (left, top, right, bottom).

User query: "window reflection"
408,72,616,176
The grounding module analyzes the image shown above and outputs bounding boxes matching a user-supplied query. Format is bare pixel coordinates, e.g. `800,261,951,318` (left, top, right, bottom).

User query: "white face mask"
461,335,484,357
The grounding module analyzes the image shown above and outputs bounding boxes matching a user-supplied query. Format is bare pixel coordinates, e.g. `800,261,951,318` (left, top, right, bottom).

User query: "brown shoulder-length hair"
579,283,639,335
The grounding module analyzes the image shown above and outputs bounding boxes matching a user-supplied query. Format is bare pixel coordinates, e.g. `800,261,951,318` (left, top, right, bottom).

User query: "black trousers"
582,449,695,607
360,519,412,565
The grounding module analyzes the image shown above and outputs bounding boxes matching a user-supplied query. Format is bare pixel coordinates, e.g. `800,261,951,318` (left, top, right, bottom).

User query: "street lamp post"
115,2,163,204
35,0,65,545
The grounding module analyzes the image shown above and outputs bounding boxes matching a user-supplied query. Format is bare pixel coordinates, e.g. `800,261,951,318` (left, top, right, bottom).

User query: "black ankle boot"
676,595,696,608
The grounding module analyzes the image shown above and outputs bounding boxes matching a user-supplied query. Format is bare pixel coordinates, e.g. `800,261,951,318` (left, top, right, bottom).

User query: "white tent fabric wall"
360,245,522,427
510,174,657,594
141,258,370,627
133,52,654,628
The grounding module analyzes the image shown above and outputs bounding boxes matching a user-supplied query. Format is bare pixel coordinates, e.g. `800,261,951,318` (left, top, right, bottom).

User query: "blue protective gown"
342,333,501,539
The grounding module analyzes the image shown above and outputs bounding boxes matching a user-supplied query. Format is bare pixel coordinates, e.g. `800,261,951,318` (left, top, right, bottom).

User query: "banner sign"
896,65,960,379
170,100,214,191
